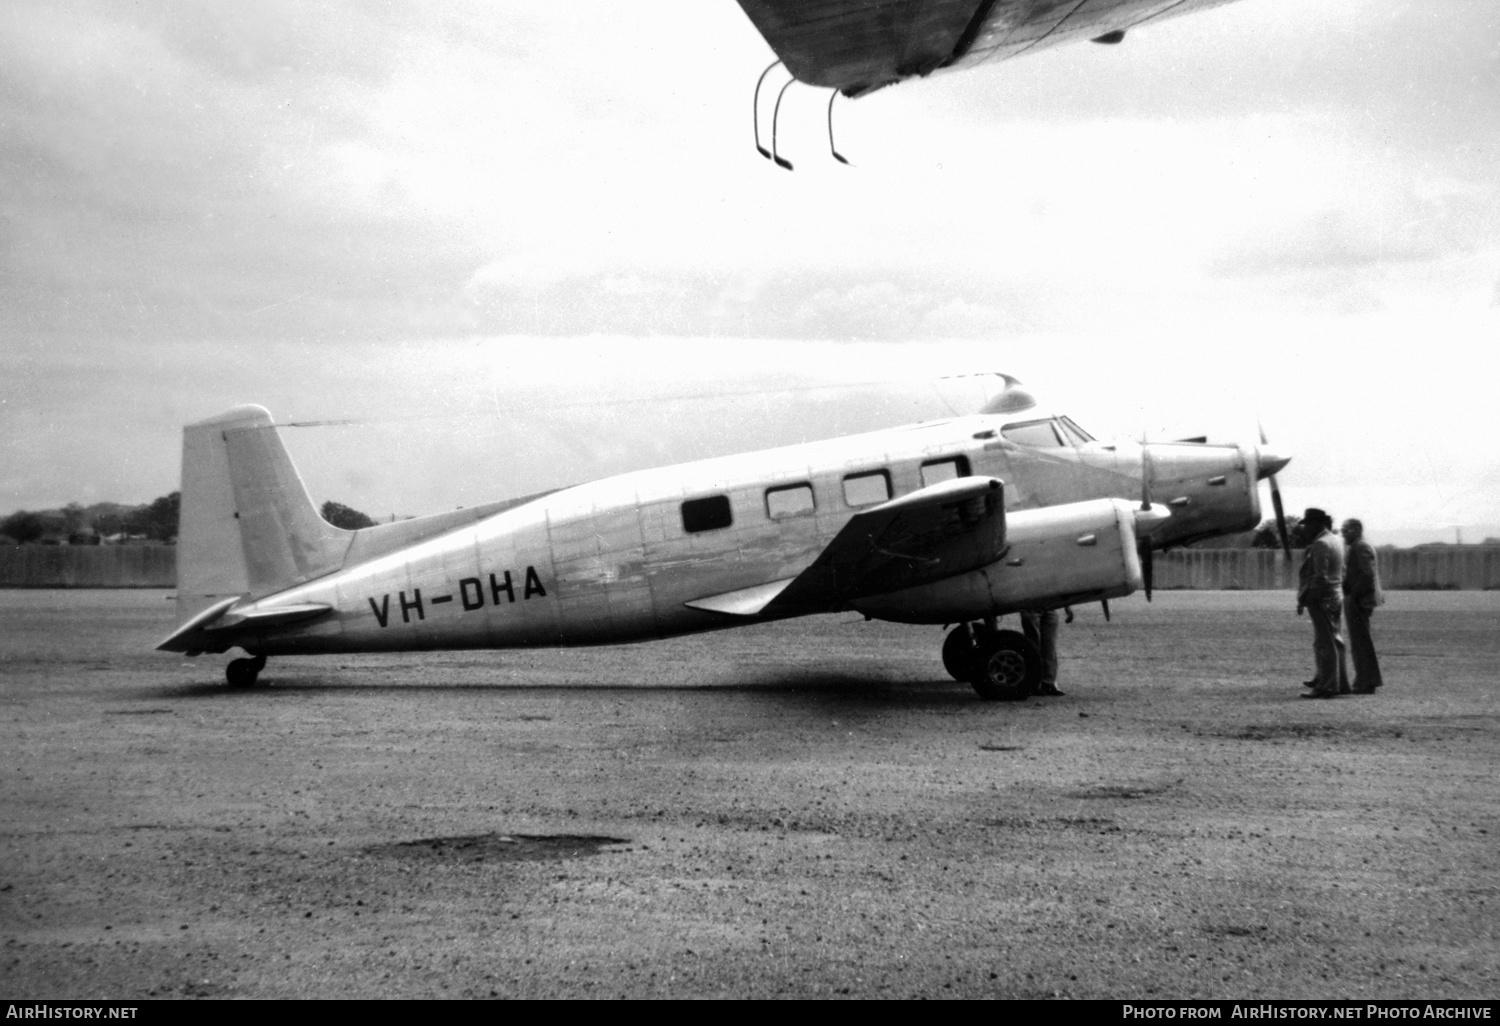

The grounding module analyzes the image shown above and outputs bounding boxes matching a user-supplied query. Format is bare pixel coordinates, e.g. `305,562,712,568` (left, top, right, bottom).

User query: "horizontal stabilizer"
209,603,333,632
156,599,331,654
156,597,239,652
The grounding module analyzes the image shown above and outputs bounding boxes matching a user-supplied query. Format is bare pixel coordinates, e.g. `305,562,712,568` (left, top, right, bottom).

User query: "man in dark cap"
1340,517,1384,693
1297,508,1350,698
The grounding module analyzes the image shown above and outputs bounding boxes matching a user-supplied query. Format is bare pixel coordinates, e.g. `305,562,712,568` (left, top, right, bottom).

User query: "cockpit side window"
1058,417,1094,446
1001,419,1065,448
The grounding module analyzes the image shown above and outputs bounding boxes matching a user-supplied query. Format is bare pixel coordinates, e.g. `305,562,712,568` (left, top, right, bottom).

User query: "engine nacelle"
851,498,1164,624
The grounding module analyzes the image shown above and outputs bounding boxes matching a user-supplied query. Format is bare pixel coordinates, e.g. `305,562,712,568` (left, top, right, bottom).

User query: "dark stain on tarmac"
1067,780,1180,800
369,832,630,863
985,815,1121,833
1224,723,1407,741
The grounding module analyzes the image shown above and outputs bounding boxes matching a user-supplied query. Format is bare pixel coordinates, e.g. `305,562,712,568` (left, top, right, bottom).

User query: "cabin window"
842,470,891,508
1001,420,1065,448
766,483,815,520
920,456,971,487
681,494,732,533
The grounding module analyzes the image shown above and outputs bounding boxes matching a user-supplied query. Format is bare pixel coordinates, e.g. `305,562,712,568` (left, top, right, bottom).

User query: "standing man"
1021,609,1063,696
1341,517,1384,693
1297,508,1350,698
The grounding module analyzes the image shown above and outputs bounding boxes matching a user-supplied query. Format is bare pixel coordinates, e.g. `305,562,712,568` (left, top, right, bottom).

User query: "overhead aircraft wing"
687,475,1005,617
735,0,1242,97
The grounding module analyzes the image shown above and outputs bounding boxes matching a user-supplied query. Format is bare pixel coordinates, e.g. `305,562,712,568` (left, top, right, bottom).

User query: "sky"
3,0,1498,546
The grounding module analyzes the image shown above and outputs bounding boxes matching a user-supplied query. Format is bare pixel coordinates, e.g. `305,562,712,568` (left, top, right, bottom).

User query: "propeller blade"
1140,433,1153,511
1258,420,1293,560
1139,434,1155,598
1270,475,1292,561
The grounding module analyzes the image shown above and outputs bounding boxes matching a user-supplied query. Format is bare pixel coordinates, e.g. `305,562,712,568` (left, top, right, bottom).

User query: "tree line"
2,495,378,544
2,494,182,545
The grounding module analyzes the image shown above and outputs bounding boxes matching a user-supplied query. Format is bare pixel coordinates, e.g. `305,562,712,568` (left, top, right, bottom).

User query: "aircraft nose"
1257,450,1291,479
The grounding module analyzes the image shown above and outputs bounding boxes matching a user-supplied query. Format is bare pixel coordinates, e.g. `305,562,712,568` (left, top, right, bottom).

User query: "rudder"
175,405,348,625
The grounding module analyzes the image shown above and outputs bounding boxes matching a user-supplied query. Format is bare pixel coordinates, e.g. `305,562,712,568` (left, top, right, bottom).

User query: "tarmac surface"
2,589,1497,999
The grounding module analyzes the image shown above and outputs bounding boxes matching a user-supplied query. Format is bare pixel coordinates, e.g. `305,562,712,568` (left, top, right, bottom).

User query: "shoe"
1301,679,1318,688
1034,685,1065,697
1300,691,1338,700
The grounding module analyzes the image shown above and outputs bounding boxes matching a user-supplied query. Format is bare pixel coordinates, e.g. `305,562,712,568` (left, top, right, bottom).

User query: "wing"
686,475,1005,617
735,0,1243,96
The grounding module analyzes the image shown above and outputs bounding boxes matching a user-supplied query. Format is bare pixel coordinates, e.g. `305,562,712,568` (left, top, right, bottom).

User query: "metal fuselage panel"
235,416,1257,655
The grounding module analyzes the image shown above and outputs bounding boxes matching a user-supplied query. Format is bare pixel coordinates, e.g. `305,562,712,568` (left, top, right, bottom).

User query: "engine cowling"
851,498,1168,624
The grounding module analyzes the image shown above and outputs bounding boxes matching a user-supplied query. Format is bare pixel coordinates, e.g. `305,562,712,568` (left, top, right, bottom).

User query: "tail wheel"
225,654,267,689
968,629,1040,702
941,624,976,681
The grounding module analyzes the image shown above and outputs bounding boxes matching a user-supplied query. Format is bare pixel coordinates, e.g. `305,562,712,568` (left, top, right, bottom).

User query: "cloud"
459,265,1043,340
1212,183,1500,277
2,0,1497,543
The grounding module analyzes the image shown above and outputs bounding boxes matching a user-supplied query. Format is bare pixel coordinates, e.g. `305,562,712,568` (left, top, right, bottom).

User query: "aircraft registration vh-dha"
158,376,1291,700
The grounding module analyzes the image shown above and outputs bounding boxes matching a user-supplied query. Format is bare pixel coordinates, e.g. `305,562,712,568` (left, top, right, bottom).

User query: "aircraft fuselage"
224,413,1263,657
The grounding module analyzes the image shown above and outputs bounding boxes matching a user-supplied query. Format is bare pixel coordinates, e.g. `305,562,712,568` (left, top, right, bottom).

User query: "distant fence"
0,546,176,588
2,544,1498,591
1153,548,1500,591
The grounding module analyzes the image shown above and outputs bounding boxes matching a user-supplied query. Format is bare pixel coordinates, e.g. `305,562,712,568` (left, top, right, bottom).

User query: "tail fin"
175,405,348,624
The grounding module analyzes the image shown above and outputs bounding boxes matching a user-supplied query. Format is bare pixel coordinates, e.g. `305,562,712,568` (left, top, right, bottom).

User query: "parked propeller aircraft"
158,376,1290,700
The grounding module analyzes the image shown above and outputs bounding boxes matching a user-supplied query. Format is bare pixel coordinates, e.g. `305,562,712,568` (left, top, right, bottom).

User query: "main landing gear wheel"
225,654,267,689
941,623,976,681
967,629,1040,702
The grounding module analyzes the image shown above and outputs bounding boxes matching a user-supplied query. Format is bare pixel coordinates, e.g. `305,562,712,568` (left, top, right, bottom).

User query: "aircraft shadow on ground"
143,670,980,708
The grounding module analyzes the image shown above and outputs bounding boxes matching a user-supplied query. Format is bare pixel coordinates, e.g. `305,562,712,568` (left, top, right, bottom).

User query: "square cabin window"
681,494,732,533
842,470,891,508
766,483,815,520
920,456,971,488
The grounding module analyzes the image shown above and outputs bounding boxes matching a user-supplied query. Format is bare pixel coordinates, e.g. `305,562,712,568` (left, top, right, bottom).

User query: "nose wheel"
942,624,1041,701
225,654,267,688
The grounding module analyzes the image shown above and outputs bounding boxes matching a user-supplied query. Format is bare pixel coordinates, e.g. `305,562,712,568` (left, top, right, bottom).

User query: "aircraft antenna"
771,79,795,170
752,60,781,161
827,91,851,165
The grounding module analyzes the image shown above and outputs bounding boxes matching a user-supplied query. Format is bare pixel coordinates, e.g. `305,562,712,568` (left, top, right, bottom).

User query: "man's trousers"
1308,598,1351,695
1345,603,1382,691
